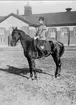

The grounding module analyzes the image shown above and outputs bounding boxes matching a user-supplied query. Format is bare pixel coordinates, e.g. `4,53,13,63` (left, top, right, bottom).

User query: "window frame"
60,27,69,37
48,28,57,38
73,27,76,37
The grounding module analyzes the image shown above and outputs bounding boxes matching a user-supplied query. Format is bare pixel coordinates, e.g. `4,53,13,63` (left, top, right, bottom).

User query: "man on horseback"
34,16,47,58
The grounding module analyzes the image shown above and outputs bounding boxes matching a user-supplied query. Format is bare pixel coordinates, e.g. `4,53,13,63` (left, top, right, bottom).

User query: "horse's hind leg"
55,58,61,78
52,54,62,78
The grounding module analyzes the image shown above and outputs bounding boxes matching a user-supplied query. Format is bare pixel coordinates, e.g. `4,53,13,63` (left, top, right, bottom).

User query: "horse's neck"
19,31,31,41
19,31,32,50
20,39,26,50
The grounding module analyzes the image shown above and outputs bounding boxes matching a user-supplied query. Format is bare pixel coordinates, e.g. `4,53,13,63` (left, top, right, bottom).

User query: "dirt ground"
0,48,76,105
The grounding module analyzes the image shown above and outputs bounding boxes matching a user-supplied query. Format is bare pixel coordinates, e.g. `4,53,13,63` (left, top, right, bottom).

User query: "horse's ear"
15,27,17,30
12,27,14,30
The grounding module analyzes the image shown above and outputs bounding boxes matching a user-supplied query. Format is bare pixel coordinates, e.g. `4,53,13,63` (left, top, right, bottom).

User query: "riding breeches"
34,39,44,56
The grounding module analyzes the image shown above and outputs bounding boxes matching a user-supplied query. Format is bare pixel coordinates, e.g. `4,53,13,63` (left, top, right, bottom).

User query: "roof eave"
46,23,76,27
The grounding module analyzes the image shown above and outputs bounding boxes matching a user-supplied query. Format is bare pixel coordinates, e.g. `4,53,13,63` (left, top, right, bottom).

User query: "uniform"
34,17,46,58
36,24,46,40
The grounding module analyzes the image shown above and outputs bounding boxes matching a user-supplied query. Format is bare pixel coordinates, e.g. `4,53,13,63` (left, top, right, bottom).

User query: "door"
59,27,69,46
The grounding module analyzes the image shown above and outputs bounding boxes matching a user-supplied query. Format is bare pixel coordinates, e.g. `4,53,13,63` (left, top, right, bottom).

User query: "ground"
0,47,76,105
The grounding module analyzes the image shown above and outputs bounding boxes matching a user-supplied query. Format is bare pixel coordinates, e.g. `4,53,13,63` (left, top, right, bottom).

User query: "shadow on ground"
0,65,53,79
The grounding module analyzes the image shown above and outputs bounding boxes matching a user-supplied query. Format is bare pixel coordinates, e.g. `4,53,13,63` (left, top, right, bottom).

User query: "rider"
34,16,47,58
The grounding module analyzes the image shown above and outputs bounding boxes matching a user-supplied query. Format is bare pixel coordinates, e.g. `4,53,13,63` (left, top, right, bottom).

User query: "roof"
0,16,7,23
0,13,34,25
1,10,76,27
21,11,76,27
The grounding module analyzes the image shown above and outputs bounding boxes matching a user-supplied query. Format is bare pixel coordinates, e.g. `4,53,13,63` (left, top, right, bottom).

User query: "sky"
0,1,76,16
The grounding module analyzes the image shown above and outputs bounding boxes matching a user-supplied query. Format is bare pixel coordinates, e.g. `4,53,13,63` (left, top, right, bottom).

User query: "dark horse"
11,27,64,79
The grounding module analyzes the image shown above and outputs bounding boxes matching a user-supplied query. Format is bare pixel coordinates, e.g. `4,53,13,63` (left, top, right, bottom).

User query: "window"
60,27,69,37
0,29,4,35
73,27,76,37
0,37,5,42
48,28,56,38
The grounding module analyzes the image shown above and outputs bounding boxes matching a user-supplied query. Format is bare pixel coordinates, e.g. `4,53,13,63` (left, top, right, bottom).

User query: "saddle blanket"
40,46,45,49
39,41,51,51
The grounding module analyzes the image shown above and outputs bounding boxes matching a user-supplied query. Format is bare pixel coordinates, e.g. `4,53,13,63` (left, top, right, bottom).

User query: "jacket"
36,24,46,40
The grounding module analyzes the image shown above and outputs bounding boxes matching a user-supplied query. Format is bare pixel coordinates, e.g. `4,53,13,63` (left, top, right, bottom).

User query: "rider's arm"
39,25,46,38
40,25,46,34
34,27,39,39
35,26,41,37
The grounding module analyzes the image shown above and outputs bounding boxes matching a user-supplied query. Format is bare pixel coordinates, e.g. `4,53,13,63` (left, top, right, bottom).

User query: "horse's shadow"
0,65,53,79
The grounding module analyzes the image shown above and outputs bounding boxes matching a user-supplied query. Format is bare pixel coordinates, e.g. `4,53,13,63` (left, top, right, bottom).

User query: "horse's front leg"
31,59,37,79
26,56,33,79
27,56,37,80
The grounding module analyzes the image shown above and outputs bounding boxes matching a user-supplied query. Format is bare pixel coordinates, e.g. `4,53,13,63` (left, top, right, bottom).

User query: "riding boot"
40,50,45,59
37,44,45,59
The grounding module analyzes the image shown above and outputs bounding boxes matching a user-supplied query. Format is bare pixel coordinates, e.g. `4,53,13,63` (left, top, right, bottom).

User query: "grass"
0,50,75,105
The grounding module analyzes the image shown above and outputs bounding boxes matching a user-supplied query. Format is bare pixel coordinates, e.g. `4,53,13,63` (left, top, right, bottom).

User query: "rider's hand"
34,36,39,40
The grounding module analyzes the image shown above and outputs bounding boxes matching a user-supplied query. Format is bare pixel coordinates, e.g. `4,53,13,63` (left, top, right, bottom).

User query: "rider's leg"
34,39,37,52
37,43,45,57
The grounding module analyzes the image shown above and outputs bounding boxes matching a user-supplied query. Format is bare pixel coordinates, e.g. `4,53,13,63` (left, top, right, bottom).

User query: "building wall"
29,27,36,38
47,26,76,46
0,27,8,46
0,15,76,46
29,25,76,46
0,16,29,46
0,16,29,30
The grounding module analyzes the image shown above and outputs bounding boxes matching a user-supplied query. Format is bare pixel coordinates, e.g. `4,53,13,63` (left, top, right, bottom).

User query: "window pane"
0,29,4,35
51,32,56,37
61,28,68,37
48,28,56,38
73,27,76,36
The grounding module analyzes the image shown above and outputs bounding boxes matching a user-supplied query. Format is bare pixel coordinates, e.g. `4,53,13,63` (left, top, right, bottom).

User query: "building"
0,3,76,46
21,5,76,46
0,12,33,46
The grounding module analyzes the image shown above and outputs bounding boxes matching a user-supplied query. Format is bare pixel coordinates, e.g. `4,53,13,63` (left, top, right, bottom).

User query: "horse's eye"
13,37,16,40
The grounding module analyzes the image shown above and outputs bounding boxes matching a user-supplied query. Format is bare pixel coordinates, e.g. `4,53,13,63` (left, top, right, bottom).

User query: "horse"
11,27,64,80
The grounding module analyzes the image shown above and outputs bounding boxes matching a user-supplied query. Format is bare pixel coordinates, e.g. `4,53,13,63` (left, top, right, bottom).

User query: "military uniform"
34,24,47,58
36,24,46,40
34,16,47,58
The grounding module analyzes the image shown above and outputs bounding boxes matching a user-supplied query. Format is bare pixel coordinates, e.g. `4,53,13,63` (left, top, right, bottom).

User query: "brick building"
0,3,76,46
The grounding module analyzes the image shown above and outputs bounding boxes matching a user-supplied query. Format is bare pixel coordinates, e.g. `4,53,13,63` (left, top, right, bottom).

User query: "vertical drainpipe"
56,29,57,41
68,28,70,46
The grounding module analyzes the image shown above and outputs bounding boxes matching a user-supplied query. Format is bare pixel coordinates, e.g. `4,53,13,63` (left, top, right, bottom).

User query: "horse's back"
49,40,64,57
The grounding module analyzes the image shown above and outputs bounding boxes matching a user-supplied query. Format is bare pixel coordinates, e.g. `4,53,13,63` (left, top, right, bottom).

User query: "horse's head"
11,27,20,46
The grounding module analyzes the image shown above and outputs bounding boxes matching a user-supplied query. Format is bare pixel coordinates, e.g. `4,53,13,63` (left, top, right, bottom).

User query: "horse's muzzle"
10,40,16,46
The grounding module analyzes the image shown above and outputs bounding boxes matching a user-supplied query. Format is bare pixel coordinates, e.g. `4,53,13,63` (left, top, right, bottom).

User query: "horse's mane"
19,29,31,38
17,29,34,42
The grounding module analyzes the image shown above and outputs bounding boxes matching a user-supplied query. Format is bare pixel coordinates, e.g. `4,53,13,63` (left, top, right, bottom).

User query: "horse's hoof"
29,77,34,81
55,74,61,78
34,76,37,80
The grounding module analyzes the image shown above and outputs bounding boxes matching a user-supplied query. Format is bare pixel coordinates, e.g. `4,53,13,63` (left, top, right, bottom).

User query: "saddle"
35,39,51,52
